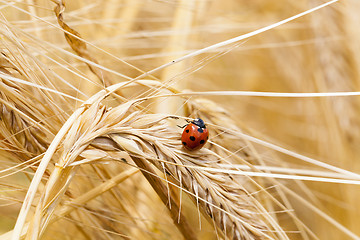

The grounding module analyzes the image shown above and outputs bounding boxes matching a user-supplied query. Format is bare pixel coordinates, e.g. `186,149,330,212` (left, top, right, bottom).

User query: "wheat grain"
15,94,280,239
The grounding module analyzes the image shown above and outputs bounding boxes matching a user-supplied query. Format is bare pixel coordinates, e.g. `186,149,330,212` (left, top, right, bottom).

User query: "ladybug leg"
177,119,191,128
169,116,179,120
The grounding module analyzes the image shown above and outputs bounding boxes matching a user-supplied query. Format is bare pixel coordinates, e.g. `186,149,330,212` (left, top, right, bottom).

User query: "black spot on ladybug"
197,128,204,133
200,140,205,144
190,136,196,141
185,129,189,133
182,142,187,146
207,136,209,140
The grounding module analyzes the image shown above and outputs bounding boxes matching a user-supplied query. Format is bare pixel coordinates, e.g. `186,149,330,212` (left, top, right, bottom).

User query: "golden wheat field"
0,0,360,239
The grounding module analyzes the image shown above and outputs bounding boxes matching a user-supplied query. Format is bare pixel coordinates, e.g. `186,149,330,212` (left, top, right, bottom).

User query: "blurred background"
1,0,360,239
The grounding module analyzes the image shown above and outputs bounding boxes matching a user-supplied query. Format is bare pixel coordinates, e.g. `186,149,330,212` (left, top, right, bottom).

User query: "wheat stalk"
11,88,282,239
2,0,358,239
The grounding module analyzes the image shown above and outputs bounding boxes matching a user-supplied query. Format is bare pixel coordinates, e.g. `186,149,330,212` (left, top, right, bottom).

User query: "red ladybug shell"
181,119,209,150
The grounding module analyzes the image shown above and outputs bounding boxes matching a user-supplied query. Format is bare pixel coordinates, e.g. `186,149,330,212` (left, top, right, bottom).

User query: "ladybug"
180,118,209,150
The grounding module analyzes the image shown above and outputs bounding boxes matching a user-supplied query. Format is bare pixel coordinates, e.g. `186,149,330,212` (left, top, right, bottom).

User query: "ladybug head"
192,118,206,128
